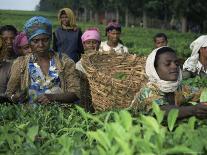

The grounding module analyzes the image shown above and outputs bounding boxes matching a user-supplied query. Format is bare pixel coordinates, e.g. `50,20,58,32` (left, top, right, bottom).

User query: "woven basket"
81,50,147,111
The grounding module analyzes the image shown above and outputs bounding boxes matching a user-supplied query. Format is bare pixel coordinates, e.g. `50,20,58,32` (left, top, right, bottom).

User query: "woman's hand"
36,94,52,104
10,90,28,103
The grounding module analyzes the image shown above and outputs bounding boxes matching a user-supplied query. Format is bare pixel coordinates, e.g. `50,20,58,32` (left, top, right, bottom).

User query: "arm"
37,56,80,104
37,93,78,104
161,103,207,119
6,58,22,100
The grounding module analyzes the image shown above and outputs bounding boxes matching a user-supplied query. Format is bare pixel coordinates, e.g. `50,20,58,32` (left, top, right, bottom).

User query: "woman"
6,16,80,104
0,36,13,95
53,8,84,63
0,25,18,60
76,28,101,73
132,46,207,119
153,33,168,48
75,28,101,112
183,35,207,79
13,32,31,56
99,20,128,54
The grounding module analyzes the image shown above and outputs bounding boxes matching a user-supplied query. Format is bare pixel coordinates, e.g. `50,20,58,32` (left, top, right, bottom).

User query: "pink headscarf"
81,28,101,43
13,32,29,54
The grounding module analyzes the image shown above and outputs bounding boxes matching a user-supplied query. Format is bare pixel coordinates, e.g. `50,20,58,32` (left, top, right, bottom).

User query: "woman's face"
107,29,120,44
199,47,207,59
83,39,100,51
155,52,179,81
1,30,16,51
30,34,50,54
18,44,32,56
60,13,69,26
154,37,167,48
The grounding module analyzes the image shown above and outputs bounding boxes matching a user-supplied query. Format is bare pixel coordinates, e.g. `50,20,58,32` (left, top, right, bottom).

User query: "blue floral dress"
28,55,61,103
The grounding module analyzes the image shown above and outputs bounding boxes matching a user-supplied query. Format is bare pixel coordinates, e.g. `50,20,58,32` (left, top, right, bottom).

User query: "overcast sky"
0,0,40,11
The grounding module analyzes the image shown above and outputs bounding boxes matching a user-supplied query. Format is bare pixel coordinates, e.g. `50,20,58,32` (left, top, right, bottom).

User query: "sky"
0,0,40,11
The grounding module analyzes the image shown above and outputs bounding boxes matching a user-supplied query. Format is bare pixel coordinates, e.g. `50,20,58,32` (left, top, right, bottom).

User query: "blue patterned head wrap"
24,16,52,41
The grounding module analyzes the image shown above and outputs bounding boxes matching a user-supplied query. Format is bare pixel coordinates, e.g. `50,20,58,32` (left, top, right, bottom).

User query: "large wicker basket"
81,51,147,111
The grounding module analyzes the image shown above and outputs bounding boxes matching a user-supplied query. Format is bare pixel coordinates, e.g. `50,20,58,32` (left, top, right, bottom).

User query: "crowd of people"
0,7,207,119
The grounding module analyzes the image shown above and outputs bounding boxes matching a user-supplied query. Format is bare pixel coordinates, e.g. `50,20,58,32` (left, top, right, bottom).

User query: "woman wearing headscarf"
6,16,80,104
76,27,101,73
99,20,128,54
13,32,31,56
132,46,207,119
183,35,207,79
53,8,84,63
75,28,101,112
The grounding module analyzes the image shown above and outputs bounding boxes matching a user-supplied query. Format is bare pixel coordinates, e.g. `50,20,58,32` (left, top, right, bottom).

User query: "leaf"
200,88,207,102
87,130,110,151
163,146,195,154
141,115,160,134
27,125,39,142
187,116,196,130
167,109,179,131
115,137,131,155
113,72,127,80
16,122,30,130
152,102,164,124
119,110,132,130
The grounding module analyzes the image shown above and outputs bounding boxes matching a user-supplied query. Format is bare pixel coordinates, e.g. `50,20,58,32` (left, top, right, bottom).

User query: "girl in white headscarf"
183,35,207,79
132,46,207,119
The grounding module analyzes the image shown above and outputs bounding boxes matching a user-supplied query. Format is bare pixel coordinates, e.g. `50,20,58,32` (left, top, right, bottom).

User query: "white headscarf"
146,46,182,93
183,35,207,73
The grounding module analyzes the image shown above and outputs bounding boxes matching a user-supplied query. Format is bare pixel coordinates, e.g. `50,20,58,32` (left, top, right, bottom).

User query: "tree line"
36,0,207,33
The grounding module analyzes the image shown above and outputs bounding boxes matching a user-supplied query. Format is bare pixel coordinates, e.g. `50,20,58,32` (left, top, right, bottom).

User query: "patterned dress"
6,52,80,103
132,83,201,113
28,55,61,103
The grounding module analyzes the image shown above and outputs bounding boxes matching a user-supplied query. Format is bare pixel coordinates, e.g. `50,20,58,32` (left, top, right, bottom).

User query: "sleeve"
63,56,81,98
52,31,58,52
6,58,22,96
132,86,168,113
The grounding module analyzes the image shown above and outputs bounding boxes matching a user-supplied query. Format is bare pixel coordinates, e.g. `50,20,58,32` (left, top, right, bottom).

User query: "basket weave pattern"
81,51,147,111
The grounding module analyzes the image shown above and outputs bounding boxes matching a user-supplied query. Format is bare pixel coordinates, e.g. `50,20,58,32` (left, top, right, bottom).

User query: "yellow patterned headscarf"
58,8,77,30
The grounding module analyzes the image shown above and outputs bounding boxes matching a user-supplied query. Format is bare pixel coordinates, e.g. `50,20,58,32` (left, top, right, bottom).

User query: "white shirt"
99,41,129,54
76,59,86,73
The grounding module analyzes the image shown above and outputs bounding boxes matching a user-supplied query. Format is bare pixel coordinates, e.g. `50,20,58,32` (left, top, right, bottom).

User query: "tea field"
0,10,207,154
0,10,200,58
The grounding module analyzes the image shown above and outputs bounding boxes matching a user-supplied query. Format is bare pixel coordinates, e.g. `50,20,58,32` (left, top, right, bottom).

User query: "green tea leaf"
141,115,160,134
152,102,164,124
200,88,207,102
163,146,195,154
113,72,127,80
119,110,132,130
27,125,39,142
167,109,179,131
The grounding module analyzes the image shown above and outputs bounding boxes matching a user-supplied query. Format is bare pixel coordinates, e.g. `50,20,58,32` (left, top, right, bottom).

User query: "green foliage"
0,102,207,154
200,88,207,102
113,72,127,80
182,76,207,88
167,109,179,131
0,10,197,59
